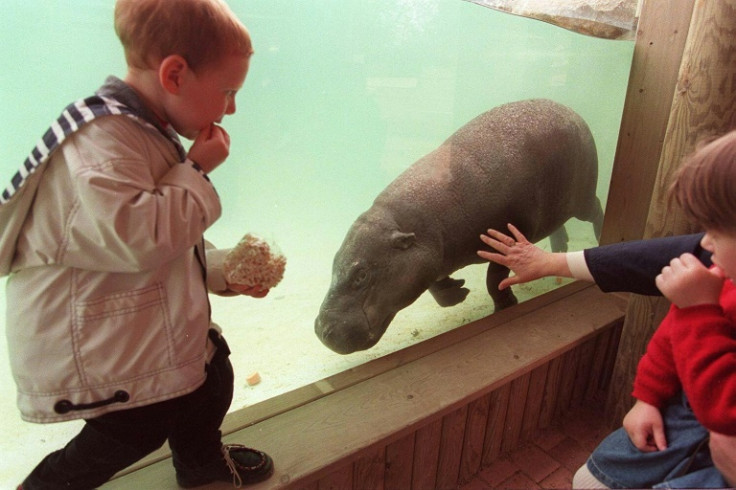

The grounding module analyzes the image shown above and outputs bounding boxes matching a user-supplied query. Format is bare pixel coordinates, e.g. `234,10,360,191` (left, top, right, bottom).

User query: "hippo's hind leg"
429,276,470,307
577,196,604,243
486,262,518,311
549,226,569,253
590,197,604,242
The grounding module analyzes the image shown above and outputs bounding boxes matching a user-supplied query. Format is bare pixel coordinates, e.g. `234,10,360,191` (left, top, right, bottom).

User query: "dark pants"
22,331,234,490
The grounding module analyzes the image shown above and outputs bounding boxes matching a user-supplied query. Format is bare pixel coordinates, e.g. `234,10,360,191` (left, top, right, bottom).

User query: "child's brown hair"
114,0,253,72
671,130,736,232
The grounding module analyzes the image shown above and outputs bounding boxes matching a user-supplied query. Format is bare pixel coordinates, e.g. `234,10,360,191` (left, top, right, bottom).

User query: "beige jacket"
5,109,225,423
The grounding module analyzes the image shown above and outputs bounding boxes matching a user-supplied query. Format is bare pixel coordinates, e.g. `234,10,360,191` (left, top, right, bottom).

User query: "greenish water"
0,1,634,485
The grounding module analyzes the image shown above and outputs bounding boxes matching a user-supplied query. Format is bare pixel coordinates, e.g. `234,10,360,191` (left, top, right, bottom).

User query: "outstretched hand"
477,224,564,289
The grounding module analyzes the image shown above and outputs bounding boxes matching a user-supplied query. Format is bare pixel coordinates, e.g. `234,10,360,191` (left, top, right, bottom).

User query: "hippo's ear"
391,230,416,250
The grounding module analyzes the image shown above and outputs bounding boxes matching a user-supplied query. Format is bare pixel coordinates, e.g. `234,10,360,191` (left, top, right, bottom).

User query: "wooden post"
599,0,694,245
605,0,736,425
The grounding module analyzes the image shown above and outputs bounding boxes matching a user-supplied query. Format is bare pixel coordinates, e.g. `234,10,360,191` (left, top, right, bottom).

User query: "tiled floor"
461,402,613,489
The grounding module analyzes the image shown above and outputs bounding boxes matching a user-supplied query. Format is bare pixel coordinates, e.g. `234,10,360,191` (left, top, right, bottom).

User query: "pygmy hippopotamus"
315,98,603,354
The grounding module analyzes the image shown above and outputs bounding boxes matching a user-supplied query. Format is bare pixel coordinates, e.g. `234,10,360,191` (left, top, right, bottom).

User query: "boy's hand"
228,283,269,298
477,223,569,289
655,253,724,308
623,399,667,452
187,123,231,173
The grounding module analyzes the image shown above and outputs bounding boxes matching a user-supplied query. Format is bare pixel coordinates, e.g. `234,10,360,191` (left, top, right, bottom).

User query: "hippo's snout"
314,308,394,354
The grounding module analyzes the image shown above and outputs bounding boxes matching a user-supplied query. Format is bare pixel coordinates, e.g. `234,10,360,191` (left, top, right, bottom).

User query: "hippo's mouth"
365,310,395,348
315,306,397,354
358,300,396,346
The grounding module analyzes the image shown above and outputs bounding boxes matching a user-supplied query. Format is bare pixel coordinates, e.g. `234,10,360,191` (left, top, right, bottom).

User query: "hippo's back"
451,99,596,185
449,99,597,237
377,99,599,263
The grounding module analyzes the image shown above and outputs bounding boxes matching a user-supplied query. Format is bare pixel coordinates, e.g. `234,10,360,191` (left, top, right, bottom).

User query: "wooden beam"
599,0,694,244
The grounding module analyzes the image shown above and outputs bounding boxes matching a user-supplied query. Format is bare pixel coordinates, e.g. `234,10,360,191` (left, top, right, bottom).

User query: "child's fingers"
221,126,231,146
628,431,651,452
192,125,211,145
229,283,269,297
652,425,668,451
210,124,230,144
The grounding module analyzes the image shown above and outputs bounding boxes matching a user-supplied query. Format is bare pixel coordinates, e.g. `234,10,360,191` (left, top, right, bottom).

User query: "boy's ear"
159,55,189,94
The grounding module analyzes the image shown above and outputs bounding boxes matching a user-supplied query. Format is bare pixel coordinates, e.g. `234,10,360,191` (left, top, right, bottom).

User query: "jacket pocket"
73,283,174,386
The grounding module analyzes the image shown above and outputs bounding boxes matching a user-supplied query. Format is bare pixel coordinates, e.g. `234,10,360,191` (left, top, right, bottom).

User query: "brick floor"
461,402,613,489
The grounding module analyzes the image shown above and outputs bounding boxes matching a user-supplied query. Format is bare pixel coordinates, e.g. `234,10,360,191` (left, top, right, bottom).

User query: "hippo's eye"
351,266,369,289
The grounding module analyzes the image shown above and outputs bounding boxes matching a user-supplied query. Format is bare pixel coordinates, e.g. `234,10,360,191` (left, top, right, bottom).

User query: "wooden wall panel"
435,406,468,489
501,373,531,453
412,419,442,490
318,466,353,490
458,394,491,485
481,383,511,466
538,356,563,429
520,364,549,442
584,327,613,400
570,338,597,407
384,433,415,490
600,323,622,397
554,349,579,419
321,325,621,490
352,447,385,490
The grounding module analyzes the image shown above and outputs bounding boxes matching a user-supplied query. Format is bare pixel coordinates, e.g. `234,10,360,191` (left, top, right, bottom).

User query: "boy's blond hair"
115,0,253,72
671,130,736,233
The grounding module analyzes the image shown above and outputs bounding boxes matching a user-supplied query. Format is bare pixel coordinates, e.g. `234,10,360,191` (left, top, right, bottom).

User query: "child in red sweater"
581,131,736,488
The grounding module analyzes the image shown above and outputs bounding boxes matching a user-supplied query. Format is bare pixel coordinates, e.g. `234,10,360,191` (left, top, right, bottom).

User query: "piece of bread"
223,233,286,289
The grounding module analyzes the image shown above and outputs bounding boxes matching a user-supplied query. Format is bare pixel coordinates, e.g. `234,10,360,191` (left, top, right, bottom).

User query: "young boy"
478,132,736,487
1,0,274,488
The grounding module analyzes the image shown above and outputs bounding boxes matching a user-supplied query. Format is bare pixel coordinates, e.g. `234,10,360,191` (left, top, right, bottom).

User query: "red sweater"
633,278,736,435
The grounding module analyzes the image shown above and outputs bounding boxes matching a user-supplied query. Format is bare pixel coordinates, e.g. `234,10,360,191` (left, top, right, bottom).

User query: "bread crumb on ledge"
246,372,261,386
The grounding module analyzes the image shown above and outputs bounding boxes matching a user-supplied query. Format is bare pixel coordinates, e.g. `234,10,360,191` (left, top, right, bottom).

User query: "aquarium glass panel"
0,1,633,484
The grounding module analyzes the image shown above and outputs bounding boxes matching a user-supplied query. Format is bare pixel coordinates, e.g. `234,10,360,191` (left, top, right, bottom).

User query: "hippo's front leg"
429,276,470,307
485,263,518,310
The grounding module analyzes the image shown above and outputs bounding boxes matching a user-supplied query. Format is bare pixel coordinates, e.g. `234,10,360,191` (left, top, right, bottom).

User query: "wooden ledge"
103,283,626,489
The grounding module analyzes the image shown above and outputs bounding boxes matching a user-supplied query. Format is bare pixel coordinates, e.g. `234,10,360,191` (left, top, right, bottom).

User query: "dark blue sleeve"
583,233,711,295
